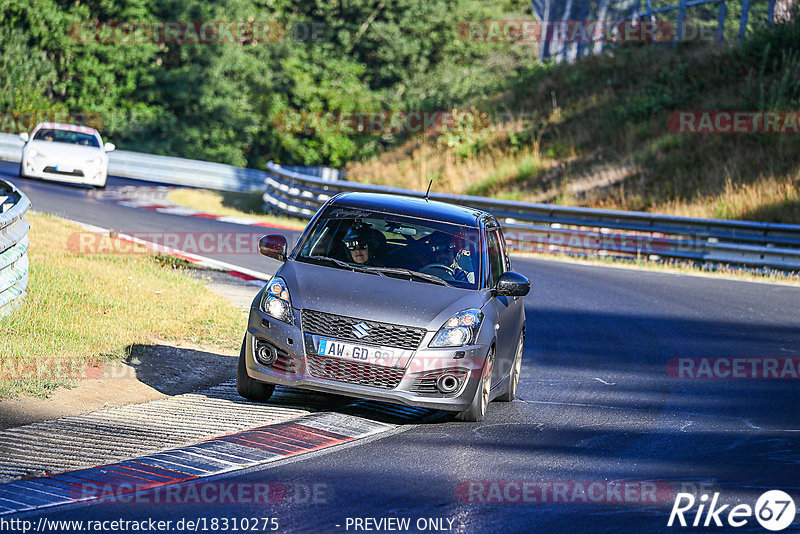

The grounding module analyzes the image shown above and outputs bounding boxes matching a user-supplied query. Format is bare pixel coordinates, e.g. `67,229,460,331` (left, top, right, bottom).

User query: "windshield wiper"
304,255,383,276
303,256,446,285
366,266,450,286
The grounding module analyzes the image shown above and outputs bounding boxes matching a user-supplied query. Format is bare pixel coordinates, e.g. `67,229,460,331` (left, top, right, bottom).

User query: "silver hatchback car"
237,192,530,421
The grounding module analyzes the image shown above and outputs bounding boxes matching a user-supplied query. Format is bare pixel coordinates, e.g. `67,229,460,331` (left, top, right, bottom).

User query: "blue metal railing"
532,0,776,62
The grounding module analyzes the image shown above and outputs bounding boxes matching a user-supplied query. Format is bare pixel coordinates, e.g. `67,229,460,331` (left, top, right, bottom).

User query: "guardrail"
264,161,800,271
3,132,799,270
0,179,31,315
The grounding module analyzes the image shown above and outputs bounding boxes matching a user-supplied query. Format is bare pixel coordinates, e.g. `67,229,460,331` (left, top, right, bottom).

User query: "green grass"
0,213,247,398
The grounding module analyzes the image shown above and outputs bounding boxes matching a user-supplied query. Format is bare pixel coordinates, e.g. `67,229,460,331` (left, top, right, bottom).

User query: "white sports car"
19,123,115,188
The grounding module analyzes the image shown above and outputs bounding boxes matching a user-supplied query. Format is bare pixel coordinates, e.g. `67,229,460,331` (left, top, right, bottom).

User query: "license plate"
55,164,74,173
317,338,394,365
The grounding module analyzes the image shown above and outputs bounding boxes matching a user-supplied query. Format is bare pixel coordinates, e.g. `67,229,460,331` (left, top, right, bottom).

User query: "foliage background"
0,0,530,167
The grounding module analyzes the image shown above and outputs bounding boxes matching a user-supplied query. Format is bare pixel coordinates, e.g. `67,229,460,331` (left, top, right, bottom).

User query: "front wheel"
237,336,275,402
456,348,493,422
497,332,524,402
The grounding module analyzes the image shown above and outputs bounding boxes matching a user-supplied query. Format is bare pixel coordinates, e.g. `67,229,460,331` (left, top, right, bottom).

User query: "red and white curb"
0,409,393,515
90,185,303,232
0,377,442,516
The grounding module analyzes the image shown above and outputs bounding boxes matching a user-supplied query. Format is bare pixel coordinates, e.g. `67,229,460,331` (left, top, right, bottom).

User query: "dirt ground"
0,269,264,430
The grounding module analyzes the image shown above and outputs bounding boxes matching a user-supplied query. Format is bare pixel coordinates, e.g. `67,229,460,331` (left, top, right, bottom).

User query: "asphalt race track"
3,161,800,533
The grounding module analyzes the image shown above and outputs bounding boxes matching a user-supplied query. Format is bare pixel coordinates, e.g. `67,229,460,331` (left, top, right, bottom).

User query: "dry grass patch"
0,213,247,398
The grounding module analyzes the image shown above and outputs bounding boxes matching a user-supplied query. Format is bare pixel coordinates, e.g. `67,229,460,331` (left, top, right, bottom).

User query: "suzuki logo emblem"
352,322,371,339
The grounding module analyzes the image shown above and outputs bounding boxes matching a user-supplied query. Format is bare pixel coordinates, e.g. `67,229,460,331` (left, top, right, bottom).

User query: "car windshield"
296,213,481,289
33,128,100,147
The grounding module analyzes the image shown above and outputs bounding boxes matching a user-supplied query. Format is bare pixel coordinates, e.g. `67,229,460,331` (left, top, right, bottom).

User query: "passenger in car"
427,232,474,283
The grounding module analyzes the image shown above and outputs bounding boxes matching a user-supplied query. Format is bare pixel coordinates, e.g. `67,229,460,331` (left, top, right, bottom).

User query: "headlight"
28,148,38,158
429,308,483,348
260,276,293,324
92,156,103,166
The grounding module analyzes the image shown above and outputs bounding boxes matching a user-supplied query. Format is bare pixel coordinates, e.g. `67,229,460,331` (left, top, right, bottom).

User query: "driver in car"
343,224,382,266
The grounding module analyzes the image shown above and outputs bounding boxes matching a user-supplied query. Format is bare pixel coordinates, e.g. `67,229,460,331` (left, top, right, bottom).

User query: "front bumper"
21,155,107,186
244,307,489,412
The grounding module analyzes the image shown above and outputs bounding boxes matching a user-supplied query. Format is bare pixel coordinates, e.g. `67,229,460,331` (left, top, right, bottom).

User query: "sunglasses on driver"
345,241,369,250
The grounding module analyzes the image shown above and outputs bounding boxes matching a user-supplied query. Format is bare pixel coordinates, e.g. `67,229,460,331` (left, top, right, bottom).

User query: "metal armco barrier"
3,132,799,270
0,179,31,315
264,161,800,271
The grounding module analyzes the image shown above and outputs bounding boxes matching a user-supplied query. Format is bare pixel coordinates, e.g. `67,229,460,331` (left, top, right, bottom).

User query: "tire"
456,348,493,422
497,332,524,402
236,336,275,402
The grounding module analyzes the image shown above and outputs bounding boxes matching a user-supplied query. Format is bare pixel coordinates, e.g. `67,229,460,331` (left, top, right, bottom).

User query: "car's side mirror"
496,271,530,297
19,132,29,143
259,234,288,262
104,142,116,153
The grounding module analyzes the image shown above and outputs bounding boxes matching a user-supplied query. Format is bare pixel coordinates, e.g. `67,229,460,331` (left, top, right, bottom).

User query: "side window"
486,229,506,287
497,227,511,271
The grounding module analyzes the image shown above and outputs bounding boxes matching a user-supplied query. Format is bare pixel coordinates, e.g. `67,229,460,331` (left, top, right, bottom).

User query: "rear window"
34,129,100,147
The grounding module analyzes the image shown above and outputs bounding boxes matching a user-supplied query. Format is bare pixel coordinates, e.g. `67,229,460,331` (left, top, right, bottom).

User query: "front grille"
302,309,426,350
410,377,440,395
272,353,300,374
43,166,84,177
307,355,404,389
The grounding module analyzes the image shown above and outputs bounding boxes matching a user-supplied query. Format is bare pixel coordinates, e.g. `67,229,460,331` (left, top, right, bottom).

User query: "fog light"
255,341,277,366
436,373,461,394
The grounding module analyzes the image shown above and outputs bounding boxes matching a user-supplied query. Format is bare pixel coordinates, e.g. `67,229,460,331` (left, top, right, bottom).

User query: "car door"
485,225,522,383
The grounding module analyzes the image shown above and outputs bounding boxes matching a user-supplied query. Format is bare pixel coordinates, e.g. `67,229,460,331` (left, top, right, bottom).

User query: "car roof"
33,122,100,136
329,192,488,228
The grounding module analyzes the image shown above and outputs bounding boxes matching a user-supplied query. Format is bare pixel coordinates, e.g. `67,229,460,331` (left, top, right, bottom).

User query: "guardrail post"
676,0,688,42
738,0,751,42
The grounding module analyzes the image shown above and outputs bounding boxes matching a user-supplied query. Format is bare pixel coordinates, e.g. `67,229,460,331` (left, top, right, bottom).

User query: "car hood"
279,259,488,330
27,140,103,160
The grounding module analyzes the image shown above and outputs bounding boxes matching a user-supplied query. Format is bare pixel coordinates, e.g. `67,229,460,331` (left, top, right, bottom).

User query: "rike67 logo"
668,490,796,531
